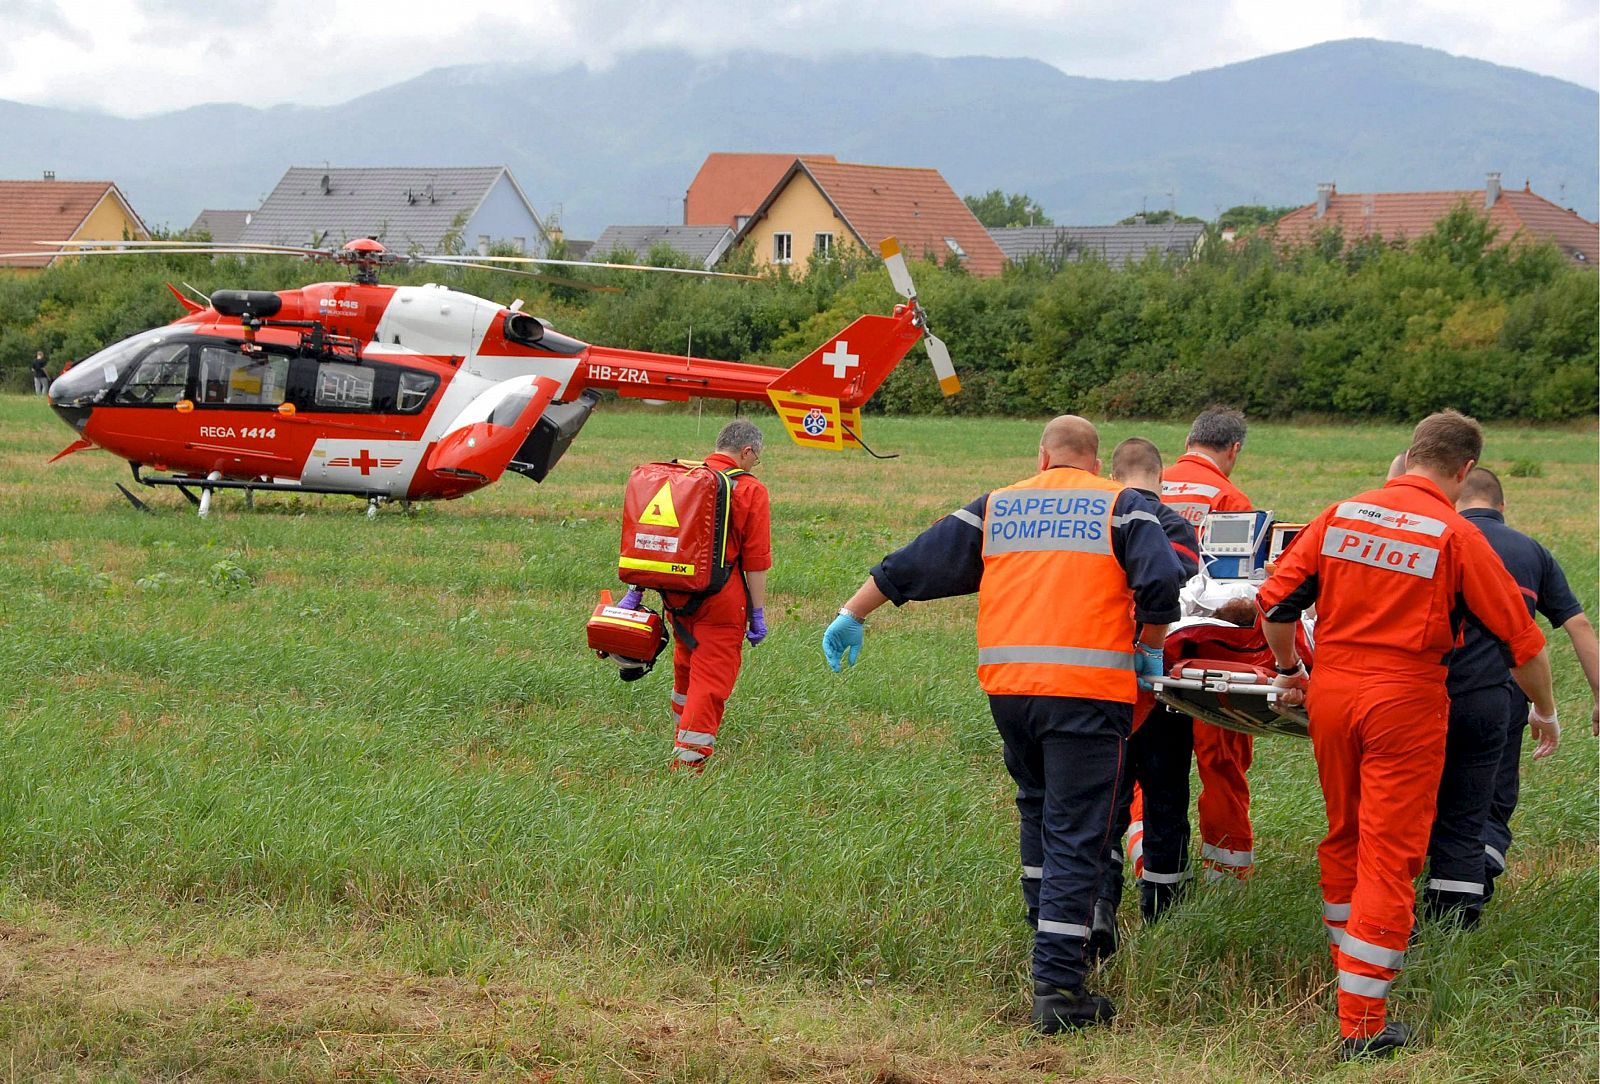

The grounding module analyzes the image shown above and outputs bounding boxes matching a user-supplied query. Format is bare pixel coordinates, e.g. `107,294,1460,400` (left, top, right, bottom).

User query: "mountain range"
0,38,1593,237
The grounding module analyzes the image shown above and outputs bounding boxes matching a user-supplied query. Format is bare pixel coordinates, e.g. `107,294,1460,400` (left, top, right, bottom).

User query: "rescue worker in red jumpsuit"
1137,405,1257,918
820,416,1185,1032
1259,411,1557,1061
621,419,771,769
1424,467,1596,924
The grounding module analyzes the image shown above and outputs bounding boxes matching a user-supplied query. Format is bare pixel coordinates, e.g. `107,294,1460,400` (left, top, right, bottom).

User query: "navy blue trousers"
1425,684,1513,924
1484,686,1529,899
991,694,1129,990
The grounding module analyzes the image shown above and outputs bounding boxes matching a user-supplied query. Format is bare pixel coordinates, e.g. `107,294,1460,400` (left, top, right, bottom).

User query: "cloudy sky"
2,0,1595,116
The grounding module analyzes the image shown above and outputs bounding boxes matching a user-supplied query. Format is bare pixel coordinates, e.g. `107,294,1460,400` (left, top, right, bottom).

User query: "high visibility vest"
977,467,1137,702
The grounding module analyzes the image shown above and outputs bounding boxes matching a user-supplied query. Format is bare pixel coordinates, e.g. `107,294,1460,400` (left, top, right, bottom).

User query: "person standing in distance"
1258,411,1557,1061
620,419,771,770
32,349,50,396
1425,467,1597,922
820,415,1185,1032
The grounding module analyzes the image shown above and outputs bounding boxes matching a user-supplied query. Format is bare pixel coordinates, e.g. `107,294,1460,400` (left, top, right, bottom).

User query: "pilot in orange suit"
1139,405,1258,915
621,419,771,769
1258,410,1557,1062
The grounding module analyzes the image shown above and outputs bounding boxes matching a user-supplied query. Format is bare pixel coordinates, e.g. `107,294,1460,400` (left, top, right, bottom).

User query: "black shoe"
1140,879,1187,924
1337,1021,1409,1061
1031,981,1116,1033
1087,900,1119,965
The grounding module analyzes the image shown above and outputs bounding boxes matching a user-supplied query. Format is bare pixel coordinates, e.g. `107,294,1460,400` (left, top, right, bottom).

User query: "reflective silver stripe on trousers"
950,508,983,530
1201,843,1254,867
1022,865,1043,880
676,729,715,747
1324,922,1345,946
1322,900,1352,921
1037,919,1092,938
674,747,707,763
1337,971,1392,999
1128,819,1144,837
671,691,688,706
978,645,1135,670
1339,934,1406,969
1141,869,1190,885
1427,878,1484,895
1128,841,1144,865
1484,844,1506,871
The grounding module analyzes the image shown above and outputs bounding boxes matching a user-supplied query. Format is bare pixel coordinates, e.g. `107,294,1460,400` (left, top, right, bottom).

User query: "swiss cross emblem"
822,341,859,380
802,408,829,436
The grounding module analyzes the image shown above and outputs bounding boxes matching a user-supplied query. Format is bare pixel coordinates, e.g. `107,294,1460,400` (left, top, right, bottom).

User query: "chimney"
320,173,332,195
1485,172,1501,209
42,170,55,181
1315,182,1334,218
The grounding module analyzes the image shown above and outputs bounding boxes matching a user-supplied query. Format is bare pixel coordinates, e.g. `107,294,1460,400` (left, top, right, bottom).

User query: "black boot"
1139,879,1186,924
1337,1021,1409,1061
1031,981,1116,1033
1087,899,1119,965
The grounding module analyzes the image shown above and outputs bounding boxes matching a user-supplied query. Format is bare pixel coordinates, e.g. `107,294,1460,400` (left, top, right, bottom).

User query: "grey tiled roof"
989,224,1206,265
185,209,254,244
591,225,734,269
239,166,535,254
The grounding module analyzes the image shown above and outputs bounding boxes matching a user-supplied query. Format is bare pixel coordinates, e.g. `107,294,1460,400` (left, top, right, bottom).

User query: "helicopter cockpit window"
114,342,192,405
50,328,172,407
198,346,288,407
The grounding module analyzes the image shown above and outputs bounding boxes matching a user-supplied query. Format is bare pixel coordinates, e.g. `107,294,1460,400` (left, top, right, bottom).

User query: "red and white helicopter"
19,236,958,515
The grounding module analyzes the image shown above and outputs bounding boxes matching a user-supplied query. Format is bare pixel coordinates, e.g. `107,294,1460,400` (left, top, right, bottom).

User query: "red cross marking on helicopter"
350,449,379,475
822,341,859,380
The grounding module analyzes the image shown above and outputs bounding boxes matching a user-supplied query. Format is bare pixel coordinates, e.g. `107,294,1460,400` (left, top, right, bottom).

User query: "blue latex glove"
1133,641,1165,690
618,587,644,611
746,607,768,646
823,611,864,672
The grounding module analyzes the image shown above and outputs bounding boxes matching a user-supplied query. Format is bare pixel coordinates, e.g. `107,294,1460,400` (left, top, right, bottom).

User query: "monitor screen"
1207,516,1253,544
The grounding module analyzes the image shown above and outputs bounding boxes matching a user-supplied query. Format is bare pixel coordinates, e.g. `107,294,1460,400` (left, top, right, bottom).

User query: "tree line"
1,203,1593,422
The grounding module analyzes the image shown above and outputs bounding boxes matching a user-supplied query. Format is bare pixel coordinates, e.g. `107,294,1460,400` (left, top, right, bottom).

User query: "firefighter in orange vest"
1137,405,1258,914
620,419,772,769
821,415,1185,1032
1258,411,1556,1061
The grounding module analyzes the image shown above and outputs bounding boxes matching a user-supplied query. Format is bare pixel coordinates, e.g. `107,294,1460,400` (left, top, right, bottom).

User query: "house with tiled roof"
684,153,836,231
990,223,1207,266
240,166,546,256
185,209,255,244
1274,175,1597,266
0,174,149,269
731,158,1006,278
591,225,735,270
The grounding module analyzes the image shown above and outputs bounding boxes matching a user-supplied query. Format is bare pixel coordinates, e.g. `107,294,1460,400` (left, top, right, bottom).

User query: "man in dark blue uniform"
1424,467,1596,925
819,416,1185,1032
1092,437,1199,959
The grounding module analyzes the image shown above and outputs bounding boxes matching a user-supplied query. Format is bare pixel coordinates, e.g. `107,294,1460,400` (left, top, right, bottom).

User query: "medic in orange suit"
1137,405,1257,917
621,419,772,769
1258,410,1557,1062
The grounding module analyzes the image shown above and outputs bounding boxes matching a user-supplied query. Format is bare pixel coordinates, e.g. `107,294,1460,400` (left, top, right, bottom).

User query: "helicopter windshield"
49,328,177,408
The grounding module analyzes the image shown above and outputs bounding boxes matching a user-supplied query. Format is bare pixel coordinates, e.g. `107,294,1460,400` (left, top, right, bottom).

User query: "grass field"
0,393,1594,1082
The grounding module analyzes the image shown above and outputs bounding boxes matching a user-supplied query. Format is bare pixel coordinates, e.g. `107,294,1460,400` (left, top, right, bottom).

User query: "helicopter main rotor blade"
413,257,622,294
6,246,327,261
425,254,760,281
34,239,329,257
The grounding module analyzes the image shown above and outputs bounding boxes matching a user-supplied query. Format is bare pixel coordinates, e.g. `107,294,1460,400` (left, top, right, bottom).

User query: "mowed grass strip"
0,394,1594,1082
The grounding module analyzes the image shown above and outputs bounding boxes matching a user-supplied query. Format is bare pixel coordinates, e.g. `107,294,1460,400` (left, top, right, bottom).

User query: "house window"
943,236,967,259
773,232,792,264
513,236,526,254
814,232,833,259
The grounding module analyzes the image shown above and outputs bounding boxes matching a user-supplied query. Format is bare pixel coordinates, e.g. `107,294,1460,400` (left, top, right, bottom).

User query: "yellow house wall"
70,191,147,244
749,174,858,274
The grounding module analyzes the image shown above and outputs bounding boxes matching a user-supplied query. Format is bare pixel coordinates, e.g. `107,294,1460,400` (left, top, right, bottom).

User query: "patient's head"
1214,598,1257,627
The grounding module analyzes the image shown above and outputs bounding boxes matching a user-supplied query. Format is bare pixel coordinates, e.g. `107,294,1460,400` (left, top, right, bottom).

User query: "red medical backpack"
617,460,746,601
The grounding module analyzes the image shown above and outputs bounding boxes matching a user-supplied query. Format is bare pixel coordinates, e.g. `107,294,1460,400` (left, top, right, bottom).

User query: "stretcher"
1149,659,1309,738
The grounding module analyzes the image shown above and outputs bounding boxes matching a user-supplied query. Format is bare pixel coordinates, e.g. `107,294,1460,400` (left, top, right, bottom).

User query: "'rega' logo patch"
1321,527,1439,578
1335,502,1446,537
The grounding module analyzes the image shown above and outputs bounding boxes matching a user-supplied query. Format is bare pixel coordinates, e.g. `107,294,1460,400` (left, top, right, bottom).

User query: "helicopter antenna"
182,281,212,304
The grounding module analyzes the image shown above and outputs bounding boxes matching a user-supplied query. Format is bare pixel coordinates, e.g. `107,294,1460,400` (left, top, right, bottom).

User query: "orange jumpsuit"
1257,475,1544,1039
1158,451,1257,880
664,452,771,766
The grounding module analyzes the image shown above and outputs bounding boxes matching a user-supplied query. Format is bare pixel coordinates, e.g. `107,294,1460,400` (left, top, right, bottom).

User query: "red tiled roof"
1275,184,1597,265
790,159,1006,278
684,153,836,229
0,180,146,268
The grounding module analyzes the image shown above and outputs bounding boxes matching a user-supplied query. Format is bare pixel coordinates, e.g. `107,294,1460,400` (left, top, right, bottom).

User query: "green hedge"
2,205,1594,421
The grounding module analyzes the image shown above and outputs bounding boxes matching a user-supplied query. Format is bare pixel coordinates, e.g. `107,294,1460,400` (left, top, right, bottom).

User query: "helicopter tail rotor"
878,238,961,397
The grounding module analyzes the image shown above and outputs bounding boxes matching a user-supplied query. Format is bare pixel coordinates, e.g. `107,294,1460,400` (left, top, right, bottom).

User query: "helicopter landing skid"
131,465,391,517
